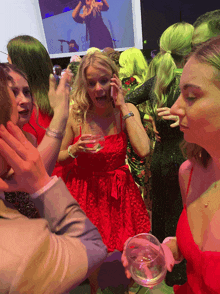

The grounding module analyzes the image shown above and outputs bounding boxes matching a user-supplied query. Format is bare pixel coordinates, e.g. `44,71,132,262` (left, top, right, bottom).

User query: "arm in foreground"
0,122,107,293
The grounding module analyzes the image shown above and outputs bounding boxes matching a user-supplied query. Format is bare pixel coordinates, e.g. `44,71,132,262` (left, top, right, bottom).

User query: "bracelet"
68,145,78,159
46,128,64,140
122,111,134,121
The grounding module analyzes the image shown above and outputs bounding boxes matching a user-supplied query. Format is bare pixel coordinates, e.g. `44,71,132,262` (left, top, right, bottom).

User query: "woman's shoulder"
179,159,194,176
179,159,194,205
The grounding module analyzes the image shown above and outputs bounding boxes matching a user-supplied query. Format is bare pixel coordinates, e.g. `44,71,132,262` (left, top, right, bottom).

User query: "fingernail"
50,74,54,79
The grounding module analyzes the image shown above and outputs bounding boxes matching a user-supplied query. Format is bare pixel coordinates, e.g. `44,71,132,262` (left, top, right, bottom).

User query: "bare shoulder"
179,159,194,176
179,159,194,205
68,110,80,135
60,112,78,150
125,102,138,113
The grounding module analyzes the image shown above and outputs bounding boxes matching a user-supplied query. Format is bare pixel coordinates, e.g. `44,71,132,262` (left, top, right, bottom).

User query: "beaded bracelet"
68,145,78,159
122,111,134,121
45,128,64,140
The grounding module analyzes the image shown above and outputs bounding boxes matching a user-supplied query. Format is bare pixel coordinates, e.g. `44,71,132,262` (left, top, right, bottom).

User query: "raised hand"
0,122,51,194
69,134,102,154
157,107,179,128
48,69,73,113
110,74,126,110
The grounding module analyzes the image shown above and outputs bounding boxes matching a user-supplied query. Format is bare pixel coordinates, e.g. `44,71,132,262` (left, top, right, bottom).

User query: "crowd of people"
1,6,220,294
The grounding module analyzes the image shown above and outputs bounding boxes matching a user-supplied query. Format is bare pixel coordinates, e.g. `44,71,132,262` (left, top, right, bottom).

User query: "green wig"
7,35,53,116
153,22,194,114
119,47,148,86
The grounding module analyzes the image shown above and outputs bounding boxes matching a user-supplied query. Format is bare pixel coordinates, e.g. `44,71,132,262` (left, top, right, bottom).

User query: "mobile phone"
111,85,115,108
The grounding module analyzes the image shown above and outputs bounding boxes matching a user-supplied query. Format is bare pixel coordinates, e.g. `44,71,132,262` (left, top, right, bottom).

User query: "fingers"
0,177,19,193
170,121,179,128
157,107,170,117
58,69,73,89
0,122,33,160
80,134,94,140
125,270,131,279
0,137,25,175
48,74,56,96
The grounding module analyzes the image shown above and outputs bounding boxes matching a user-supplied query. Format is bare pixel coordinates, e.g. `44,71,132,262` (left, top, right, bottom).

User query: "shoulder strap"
186,166,193,197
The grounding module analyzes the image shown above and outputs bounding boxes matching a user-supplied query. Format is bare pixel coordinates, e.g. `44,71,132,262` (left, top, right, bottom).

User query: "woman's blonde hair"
70,51,118,122
119,47,148,86
146,52,163,80
84,0,99,17
153,22,194,114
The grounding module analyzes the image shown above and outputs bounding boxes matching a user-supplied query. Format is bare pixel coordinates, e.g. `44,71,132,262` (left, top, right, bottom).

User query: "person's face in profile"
171,56,220,148
8,71,33,129
0,86,18,178
86,64,112,109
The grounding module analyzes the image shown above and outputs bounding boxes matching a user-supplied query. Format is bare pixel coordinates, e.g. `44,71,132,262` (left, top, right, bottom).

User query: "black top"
125,75,183,142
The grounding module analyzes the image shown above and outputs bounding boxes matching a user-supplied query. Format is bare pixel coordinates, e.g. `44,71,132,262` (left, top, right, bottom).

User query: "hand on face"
0,122,51,194
110,74,126,110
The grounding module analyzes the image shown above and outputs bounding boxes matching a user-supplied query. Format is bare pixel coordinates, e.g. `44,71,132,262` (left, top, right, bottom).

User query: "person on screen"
68,39,79,52
72,0,113,50
0,65,107,293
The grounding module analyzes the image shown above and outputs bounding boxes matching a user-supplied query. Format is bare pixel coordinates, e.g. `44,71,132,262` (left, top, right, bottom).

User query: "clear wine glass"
125,233,167,288
83,124,105,153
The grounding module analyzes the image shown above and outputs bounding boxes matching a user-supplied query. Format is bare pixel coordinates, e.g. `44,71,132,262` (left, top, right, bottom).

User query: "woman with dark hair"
7,35,54,144
72,0,113,49
0,63,72,218
1,62,72,177
0,65,107,293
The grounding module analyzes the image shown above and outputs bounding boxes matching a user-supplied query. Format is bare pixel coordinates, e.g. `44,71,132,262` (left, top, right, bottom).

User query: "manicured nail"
50,74,54,79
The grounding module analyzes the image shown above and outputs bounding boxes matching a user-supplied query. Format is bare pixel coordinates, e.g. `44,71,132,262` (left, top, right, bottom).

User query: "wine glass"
125,233,167,288
83,124,105,153
88,133,105,153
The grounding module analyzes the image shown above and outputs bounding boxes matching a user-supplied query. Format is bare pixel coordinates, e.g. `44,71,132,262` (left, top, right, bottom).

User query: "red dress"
174,167,220,293
23,107,52,145
53,129,151,252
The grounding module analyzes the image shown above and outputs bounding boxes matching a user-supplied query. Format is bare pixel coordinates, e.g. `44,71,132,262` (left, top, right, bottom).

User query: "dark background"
49,0,219,68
